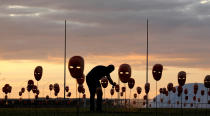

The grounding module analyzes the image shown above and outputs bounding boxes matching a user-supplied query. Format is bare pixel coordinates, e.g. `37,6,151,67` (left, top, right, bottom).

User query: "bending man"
86,64,116,112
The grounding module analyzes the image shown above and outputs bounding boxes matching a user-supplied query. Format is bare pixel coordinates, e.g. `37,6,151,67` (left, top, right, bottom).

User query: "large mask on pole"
34,66,43,81
68,56,84,78
204,75,210,88
178,71,186,86
152,64,163,81
118,64,131,83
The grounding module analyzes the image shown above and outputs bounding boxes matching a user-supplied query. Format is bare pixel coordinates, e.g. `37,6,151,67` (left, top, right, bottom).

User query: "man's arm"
106,74,116,86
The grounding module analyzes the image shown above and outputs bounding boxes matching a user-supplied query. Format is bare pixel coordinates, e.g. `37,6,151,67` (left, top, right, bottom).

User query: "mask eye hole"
120,72,123,74
76,66,81,69
70,66,74,69
153,71,156,73
125,72,129,74
158,72,161,74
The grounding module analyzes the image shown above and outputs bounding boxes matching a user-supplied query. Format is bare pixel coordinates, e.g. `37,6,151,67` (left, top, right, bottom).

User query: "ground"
0,108,209,116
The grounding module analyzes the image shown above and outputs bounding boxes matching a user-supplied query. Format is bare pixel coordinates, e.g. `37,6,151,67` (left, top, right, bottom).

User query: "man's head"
107,64,115,73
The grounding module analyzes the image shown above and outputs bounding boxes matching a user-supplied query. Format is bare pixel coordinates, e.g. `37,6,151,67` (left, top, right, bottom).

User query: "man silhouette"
86,64,116,112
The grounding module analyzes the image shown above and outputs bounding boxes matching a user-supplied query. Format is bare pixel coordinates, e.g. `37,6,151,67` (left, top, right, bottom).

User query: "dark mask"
178,71,186,86
152,64,163,81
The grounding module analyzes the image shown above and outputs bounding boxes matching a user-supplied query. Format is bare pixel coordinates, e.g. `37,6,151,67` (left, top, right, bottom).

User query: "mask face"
122,87,126,92
193,83,198,95
184,88,188,95
177,86,183,96
34,66,43,81
36,90,39,95
144,83,150,94
32,85,37,94
162,88,167,94
120,92,123,97
54,92,58,96
152,64,163,81
204,75,210,88
198,98,200,102
159,88,163,94
68,56,84,78
67,92,71,97
167,83,173,91
76,74,85,85
128,78,135,89
178,71,186,86
82,88,85,94
101,77,108,88
201,90,205,96
185,96,188,100
193,96,196,101
172,87,176,93
118,64,131,83
78,85,84,93
165,91,168,96
136,87,142,94
65,86,69,92
28,80,34,91
168,100,171,104
115,84,120,92
19,92,22,96
134,93,137,98
83,94,86,99
27,85,31,92
28,80,34,86
54,83,60,94
143,95,147,100
21,88,25,93
49,84,53,91
160,98,163,103
110,88,114,96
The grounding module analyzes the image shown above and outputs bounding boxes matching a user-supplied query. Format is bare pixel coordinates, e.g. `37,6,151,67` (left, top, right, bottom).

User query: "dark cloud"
0,0,210,69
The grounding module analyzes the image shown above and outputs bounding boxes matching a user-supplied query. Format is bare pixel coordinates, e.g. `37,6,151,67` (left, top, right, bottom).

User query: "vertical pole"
64,20,66,99
181,93,183,116
118,76,120,102
156,81,157,116
205,88,208,116
146,18,149,108
124,84,126,109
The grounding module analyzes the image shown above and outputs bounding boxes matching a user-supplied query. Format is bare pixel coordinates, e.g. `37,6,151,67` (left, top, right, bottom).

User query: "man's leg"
86,78,96,112
90,88,96,112
96,81,103,112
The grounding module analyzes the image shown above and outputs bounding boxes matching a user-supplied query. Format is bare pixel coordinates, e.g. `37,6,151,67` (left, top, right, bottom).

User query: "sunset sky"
0,0,210,99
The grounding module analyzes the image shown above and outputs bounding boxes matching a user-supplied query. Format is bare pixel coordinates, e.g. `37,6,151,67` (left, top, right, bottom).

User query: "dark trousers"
86,78,103,112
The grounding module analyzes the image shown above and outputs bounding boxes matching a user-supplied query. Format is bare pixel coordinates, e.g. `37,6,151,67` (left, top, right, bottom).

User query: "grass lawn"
0,108,209,116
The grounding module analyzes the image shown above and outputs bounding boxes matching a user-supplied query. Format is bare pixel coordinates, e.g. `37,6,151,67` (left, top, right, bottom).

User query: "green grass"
0,108,209,116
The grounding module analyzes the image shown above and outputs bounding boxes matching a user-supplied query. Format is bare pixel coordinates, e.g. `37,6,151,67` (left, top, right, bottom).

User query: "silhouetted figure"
86,65,116,112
